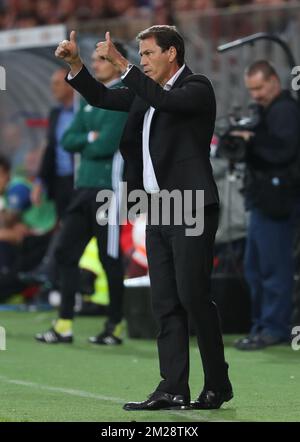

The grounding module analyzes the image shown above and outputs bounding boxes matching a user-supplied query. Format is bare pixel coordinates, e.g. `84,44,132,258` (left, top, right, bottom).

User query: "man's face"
245,71,280,108
0,167,10,195
139,37,176,86
91,51,119,83
51,70,73,103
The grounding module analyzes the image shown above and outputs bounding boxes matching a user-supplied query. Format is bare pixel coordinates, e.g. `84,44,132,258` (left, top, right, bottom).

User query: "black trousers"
55,189,124,323
53,175,74,219
32,176,74,285
146,204,230,400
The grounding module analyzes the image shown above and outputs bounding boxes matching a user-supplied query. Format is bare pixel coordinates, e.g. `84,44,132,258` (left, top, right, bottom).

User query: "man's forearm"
66,65,133,112
68,57,84,77
115,57,130,75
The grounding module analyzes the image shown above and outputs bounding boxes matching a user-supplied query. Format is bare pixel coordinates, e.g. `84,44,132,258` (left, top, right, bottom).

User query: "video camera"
216,104,260,163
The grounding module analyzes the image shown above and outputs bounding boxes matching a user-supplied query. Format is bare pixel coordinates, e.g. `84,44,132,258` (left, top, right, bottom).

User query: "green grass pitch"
0,311,299,422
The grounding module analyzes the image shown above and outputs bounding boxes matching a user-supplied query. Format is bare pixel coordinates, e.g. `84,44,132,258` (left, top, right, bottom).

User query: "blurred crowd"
0,0,293,31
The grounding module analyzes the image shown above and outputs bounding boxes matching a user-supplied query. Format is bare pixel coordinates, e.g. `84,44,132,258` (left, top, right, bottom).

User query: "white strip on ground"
0,375,123,404
0,375,233,421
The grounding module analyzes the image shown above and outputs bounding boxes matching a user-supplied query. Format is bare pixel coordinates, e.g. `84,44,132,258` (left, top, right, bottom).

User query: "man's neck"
160,64,182,87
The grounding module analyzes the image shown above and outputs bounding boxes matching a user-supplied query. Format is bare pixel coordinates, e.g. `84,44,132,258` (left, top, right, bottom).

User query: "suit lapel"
150,66,193,131
127,66,195,158
131,65,193,122
171,65,193,90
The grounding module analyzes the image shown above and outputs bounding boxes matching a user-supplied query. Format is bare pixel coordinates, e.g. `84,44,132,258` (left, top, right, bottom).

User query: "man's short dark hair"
245,60,279,80
137,25,185,67
0,154,11,173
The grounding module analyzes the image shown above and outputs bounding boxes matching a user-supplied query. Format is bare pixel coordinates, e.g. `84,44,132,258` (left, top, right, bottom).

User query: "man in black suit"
55,25,233,411
31,68,74,218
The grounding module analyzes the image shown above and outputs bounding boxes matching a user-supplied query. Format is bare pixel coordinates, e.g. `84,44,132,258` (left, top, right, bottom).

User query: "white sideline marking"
0,376,233,421
0,376,123,404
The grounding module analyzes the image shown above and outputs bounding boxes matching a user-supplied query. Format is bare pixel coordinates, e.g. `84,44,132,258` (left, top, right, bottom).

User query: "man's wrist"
68,58,83,76
114,54,130,74
121,63,133,79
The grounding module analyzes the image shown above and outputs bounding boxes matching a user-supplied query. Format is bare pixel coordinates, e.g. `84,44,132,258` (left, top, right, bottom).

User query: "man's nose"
140,55,147,67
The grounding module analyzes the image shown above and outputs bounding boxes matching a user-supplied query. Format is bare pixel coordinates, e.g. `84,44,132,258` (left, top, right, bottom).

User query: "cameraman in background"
233,60,300,350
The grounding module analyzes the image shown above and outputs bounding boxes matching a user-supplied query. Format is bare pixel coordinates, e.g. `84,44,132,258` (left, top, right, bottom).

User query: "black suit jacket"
39,107,74,199
67,64,219,206
39,107,60,198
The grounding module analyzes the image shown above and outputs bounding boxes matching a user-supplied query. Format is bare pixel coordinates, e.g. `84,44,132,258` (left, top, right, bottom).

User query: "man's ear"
270,75,279,87
169,46,177,63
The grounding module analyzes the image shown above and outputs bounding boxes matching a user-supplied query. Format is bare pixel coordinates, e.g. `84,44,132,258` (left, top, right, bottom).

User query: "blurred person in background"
35,0,58,26
253,0,288,5
31,68,74,218
107,0,147,18
172,0,194,13
35,43,128,345
23,146,45,178
14,11,38,28
9,0,34,18
153,0,174,25
233,60,300,350
0,4,10,29
1,122,22,165
0,155,20,271
57,0,77,23
87,0,111,19
192,0,215,10
10,0,37,28
0,153,56,303
22,68,74,289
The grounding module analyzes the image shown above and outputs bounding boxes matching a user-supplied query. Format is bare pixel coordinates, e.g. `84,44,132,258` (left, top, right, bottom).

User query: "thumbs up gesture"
105,31,112,44
96,32,128,73
55,30,82,70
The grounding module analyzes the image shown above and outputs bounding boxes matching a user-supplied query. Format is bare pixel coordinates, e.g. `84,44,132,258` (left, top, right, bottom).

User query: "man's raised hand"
55,31,83,74
96,31,128,73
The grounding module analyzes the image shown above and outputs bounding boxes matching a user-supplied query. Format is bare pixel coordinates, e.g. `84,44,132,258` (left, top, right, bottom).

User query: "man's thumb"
105,31,111,42
70,30,76,43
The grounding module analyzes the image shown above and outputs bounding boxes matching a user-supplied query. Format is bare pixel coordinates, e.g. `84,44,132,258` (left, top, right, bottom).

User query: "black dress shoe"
123,391,190,411
191,388,233,410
